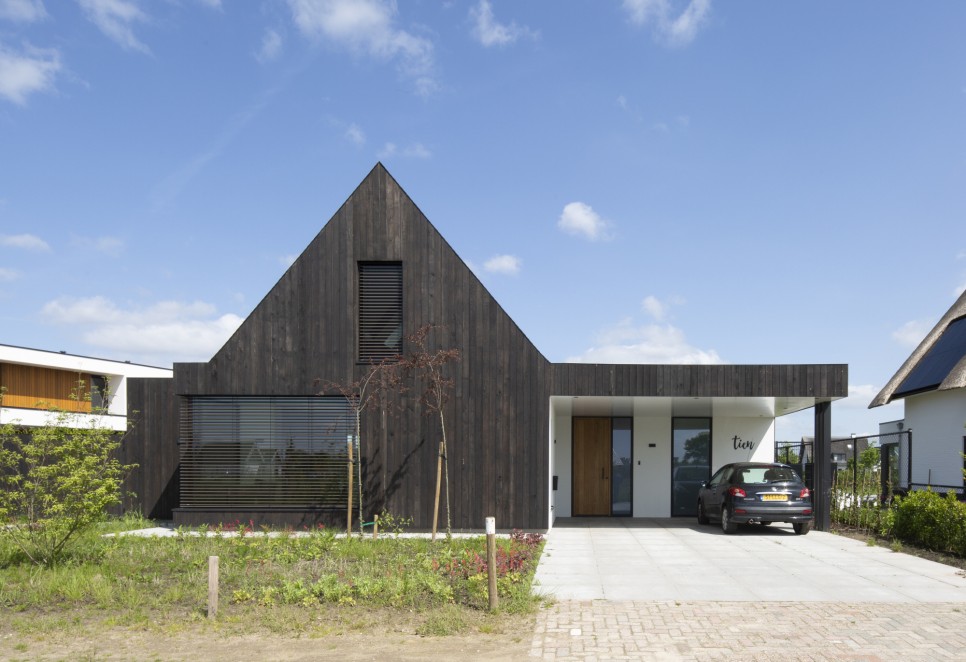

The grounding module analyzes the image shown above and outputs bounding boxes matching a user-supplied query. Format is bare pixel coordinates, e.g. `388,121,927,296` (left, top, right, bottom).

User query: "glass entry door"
573,417,633,516
672,417,711,516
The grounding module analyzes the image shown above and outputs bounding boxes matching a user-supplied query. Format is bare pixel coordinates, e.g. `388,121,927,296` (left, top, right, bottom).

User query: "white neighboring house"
0,344,172,432
870,290,966,493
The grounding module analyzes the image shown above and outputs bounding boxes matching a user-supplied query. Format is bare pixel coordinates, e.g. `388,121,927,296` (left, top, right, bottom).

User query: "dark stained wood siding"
551,364,847,399
169,165,554,530
123,377,180,519
140,164,847,530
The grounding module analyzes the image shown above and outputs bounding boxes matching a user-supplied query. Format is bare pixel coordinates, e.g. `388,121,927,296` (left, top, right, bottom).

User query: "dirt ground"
831,524,966,573
0,611,537,662
0,629,533,661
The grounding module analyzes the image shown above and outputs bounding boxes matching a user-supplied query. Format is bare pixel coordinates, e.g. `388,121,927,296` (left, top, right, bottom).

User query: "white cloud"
483,254,521,275
642,295,684,321
286,0,435,94
641,295,667,321
0,266,20,281
843,383,880,406
469,0,537,47
279,254,297,268
0,42,60,105
256,28,283,63
377,141,431,159
196,0,221,8
71,235,124,257
557,202,612,241
77,0,150,53
956,282,966,297
0,0,46,22
891,320,930,348
41,295,242,365
345,122,365,145
0,232,50,250
567,318,723,364
622,0,711,47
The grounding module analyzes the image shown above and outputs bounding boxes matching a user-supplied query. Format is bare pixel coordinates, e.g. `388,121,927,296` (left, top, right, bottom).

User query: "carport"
534,518,966,602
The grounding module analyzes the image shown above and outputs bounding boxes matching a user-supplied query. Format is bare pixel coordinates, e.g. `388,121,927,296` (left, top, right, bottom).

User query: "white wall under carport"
549,403,777,524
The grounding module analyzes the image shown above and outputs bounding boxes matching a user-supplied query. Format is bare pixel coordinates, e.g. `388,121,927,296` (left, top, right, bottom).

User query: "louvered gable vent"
359,262,402,362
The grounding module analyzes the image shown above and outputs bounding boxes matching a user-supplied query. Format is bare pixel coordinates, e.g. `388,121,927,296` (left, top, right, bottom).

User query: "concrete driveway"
533,517,966,602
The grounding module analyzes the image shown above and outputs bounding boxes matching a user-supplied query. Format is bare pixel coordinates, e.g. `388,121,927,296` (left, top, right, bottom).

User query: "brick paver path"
530,600,966,660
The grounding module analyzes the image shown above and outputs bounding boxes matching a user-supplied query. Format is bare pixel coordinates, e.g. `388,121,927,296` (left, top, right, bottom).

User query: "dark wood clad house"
125,164,847,531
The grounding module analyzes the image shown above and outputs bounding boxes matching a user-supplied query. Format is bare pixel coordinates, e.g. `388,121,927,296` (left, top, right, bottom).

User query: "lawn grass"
0,515,546,640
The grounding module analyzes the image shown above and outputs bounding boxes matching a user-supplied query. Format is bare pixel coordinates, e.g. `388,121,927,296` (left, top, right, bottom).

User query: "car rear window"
738,466,797,484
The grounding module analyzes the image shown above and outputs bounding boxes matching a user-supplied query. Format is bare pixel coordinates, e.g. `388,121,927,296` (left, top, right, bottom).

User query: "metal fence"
777,431,964,503
774,440,814,494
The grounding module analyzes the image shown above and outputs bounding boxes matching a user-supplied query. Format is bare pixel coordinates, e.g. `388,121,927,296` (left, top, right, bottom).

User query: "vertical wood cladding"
143,164,846,530
551,364,847,399
169,165,553,530
124,378,179,519
0,363,92,412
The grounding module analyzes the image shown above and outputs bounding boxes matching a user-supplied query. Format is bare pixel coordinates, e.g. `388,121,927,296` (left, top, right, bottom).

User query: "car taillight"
728,486,746,497
799,488,810,499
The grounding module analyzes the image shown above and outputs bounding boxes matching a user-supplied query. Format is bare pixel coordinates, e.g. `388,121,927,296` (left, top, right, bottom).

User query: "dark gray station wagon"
696,462,814,535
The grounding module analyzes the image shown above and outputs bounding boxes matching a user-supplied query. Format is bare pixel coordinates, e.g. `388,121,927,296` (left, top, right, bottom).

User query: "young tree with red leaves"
319,358,400,535
399,325,460,540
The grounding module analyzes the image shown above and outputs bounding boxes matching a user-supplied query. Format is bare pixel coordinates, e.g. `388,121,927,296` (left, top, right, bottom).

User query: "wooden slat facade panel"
0,363,92,412
137,164,845,530
549,363,847,399
124,377,179,519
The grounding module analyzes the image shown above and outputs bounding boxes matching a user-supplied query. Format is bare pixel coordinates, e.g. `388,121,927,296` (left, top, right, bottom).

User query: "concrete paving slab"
533,517,966,603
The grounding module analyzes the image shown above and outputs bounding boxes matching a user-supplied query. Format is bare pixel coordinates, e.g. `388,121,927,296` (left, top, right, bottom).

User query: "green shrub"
892,490,966,556
0,385,133,567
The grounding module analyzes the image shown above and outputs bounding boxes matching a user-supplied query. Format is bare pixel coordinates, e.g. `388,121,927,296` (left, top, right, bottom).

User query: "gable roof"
870,289,966,407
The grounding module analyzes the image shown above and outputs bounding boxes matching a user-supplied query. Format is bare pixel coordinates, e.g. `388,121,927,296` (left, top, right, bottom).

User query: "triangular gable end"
870,288,966,407
173,163,549,396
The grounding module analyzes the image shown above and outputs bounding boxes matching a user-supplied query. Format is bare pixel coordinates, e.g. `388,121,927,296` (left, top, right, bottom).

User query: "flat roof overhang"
549,363,848,418
550,395,832,418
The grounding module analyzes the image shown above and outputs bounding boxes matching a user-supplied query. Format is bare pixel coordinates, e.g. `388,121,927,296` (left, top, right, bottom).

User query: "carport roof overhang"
550,395,835,418
549,362,848,418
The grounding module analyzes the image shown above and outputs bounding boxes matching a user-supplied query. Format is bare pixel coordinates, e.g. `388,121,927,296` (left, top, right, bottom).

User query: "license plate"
761,494,787,502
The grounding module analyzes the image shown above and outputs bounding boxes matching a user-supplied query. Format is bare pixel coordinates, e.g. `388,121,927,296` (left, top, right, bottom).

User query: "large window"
672,417,711,517
611,418,632,516
359,262,402,362
179,396,353,508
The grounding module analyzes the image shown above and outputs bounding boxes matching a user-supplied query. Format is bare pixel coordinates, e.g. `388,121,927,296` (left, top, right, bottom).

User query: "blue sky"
1,0,964,440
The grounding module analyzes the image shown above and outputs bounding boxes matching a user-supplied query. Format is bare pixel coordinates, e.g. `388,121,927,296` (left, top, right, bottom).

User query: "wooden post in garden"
207,556,219,619
486,516,498,612
347,436,354,535
373,513,379,539
431,440,444,541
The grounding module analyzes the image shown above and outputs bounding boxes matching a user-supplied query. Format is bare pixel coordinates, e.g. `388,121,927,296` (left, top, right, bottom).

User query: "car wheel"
793,521,811,535
721,507,737,534
697,501,709,525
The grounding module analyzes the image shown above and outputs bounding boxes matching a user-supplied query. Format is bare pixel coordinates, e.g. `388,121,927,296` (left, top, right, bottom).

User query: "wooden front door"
573,417,612,516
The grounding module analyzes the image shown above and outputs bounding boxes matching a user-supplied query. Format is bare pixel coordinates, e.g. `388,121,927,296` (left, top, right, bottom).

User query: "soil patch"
831,524,966,573
0,608,536,661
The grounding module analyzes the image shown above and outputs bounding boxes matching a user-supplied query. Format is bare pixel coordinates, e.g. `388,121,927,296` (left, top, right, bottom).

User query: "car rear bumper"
730,505,813,524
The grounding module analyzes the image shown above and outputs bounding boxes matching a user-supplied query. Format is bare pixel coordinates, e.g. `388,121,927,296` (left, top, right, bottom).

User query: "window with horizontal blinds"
179,396,353,509
359,262,402,362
